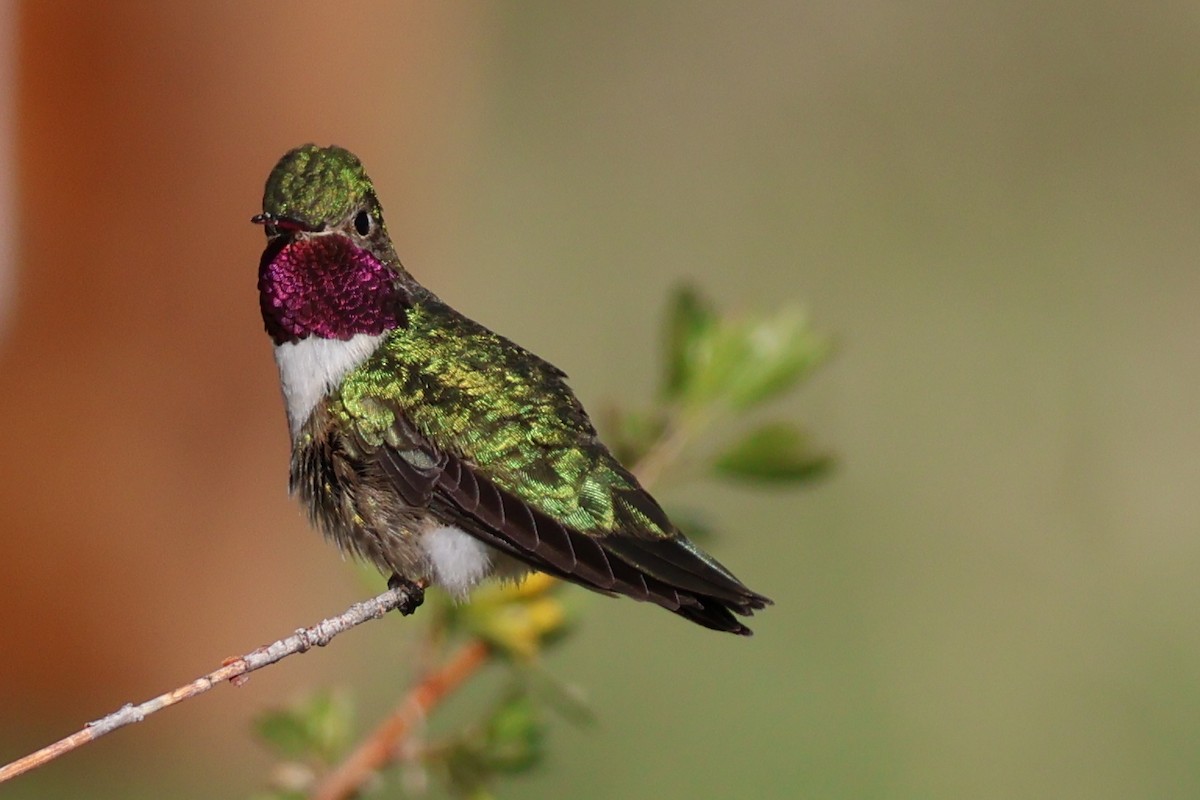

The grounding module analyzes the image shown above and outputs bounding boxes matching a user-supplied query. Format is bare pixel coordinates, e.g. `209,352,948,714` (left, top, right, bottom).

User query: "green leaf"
714,422,832,483
725,309,828,410
436,693,544,797
683,322,754,406
255,710,312,760
482,694,544,773
662,284,718,402
254,689,354,764
662,287,828,412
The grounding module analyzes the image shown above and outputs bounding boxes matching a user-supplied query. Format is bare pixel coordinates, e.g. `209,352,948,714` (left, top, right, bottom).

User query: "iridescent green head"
257,144,387,238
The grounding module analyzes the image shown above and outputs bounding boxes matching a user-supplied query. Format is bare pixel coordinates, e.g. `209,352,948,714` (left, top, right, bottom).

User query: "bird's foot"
387,573,426,616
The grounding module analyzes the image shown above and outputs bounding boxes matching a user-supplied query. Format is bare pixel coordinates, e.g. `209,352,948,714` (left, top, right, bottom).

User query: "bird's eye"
354,209,373,236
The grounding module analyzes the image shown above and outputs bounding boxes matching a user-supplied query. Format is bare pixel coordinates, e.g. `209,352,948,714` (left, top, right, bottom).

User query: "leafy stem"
310,639,492,800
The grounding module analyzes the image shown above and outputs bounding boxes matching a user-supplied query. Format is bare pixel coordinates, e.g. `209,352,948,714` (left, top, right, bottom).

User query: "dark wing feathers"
359,412,768,635
600,535,770,611
378,445,442,507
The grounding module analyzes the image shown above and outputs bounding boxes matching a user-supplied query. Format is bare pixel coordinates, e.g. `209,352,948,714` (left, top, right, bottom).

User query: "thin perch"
0,585,416,786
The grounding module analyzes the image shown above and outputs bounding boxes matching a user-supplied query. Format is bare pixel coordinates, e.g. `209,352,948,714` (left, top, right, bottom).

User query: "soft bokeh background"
2,2,1198,797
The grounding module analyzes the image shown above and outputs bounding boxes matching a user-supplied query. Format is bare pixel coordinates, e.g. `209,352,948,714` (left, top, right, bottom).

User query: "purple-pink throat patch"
259,235,403,344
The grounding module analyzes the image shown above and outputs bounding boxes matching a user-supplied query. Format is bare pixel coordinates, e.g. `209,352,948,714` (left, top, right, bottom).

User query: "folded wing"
372,415,772,635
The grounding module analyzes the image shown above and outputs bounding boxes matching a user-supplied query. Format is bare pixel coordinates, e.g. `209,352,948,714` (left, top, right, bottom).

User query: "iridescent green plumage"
337,301,667,538
262,144,385,235
258,144,771,634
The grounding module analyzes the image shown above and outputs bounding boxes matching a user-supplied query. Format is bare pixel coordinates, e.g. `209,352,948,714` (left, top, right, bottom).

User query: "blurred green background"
2,2,1198,798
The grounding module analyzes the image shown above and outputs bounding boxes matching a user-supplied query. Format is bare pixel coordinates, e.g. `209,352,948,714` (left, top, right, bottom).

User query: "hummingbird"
254,144,771,634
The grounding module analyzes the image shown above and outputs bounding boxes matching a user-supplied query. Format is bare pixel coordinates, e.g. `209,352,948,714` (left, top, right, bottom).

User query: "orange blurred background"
2,3,492,795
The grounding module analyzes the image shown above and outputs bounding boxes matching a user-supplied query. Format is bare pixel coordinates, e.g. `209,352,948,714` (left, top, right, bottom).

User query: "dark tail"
601,534,773,635
430,454,773,634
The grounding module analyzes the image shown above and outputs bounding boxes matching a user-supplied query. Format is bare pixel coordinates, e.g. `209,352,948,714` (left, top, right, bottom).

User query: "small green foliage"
481,694,545,773
663,285,720,402
662,284,827,411
714,422,832,484
254,689,353,765
440,693,547,798
724,310,829,410
255,711,311,761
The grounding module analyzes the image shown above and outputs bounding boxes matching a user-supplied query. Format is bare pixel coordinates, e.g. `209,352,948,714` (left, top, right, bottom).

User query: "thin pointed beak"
251,213,320,233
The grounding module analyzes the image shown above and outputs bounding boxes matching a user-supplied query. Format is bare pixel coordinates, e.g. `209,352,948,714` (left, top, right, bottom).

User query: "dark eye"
353,210,372,236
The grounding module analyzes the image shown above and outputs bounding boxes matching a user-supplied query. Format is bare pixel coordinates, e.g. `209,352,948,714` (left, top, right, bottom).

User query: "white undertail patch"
274,333,384,438
422,525,494,598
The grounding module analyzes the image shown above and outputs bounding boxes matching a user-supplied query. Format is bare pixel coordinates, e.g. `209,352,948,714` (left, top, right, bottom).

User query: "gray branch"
0,585,415,786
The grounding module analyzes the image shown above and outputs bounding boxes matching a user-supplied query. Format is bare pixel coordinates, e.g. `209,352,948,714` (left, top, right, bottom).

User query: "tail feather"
671,595,755,636
601,534,772,611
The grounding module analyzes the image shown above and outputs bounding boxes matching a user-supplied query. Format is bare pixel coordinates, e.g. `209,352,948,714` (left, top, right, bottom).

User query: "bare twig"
311,639,492,800
0,585,416,787
631,418,689,489
629,407,712,489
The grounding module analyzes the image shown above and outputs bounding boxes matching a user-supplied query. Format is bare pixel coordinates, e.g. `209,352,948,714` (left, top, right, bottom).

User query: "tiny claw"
388,573,427,616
